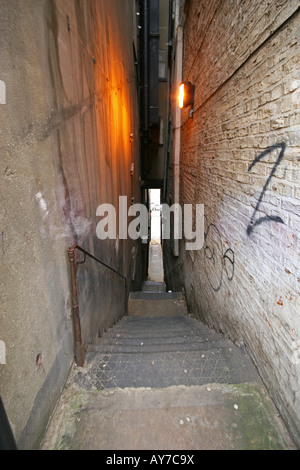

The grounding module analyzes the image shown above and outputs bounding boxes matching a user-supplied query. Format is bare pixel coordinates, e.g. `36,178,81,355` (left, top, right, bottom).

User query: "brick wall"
165,0,300,445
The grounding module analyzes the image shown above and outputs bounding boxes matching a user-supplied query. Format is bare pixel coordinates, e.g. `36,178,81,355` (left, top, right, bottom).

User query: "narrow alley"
0,0,300,452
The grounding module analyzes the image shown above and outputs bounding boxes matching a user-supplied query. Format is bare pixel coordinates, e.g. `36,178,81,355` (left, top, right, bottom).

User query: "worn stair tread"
91,333,226,346
91,328,228,347
109,314,207,326
100,315,219,337
74,345,259,390
97,332,222,343
129,291,183,300
87,343,235,354
94,334,222,346
141,281,166,293
84,346,251,362
98,322,219,335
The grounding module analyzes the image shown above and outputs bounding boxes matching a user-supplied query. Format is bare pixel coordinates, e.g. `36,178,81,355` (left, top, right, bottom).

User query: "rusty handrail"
68,244,127,367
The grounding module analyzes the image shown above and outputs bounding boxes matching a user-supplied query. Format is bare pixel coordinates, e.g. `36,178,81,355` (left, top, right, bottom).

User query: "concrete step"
41,382,297,450
128,291,187,317
130,291,183,300
91,330,227,346
87,339,232,354
99,314,219,338
142,281,166,292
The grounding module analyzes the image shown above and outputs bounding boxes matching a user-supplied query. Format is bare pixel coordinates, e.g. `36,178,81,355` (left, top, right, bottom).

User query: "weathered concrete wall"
0,0,141,449
165,0,300,446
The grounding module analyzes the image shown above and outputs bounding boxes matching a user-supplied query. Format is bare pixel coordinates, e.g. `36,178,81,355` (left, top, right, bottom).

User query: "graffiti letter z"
247,142,286,236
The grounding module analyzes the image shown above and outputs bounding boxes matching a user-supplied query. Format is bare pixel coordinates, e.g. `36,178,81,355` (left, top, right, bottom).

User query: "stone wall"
165,0,300,446
0,0,141,449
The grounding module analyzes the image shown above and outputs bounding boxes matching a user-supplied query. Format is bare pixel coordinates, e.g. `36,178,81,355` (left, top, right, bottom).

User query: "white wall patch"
0,80,6,104
0,341,6,364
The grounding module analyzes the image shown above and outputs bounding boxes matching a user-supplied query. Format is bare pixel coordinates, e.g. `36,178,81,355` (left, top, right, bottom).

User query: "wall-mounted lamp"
178,81,195,110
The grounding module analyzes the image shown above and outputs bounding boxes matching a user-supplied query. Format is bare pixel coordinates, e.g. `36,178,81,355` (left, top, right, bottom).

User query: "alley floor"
41,243,297,450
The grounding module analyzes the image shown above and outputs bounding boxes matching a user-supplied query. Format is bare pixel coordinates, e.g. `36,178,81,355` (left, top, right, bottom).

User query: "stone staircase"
41,280,296,450
79,281,259,389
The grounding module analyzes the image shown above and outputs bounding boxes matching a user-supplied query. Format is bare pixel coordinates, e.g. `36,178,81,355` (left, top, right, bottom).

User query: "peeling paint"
35,192,49,218
277,296,283,306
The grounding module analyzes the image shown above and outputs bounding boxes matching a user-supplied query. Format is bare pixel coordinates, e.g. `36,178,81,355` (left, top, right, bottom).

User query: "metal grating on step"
74,314,260,391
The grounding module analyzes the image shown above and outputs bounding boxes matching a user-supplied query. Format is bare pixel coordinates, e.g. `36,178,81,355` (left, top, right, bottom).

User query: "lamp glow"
179,83,185,109
178,81,195,109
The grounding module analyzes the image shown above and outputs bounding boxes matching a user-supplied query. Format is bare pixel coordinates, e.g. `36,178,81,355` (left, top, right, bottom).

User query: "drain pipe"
143,0,149,135
68,247,85,367
163,0,173,204
172,24,183,256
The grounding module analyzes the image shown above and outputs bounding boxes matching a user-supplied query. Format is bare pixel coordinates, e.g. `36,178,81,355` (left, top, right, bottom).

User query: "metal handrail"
68,244,127,366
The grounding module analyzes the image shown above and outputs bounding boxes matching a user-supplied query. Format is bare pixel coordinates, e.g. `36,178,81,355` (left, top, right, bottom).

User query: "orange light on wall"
178,81,195,109
179,83,185,109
